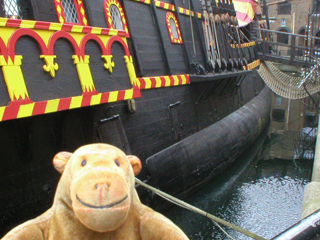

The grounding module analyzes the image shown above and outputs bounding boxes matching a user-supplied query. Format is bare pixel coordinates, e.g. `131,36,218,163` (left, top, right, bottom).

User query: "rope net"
257,61,320,99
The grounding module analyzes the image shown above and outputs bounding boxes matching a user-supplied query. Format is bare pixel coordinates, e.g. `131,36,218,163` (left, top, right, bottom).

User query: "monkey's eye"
115,159,120,167
81,159,87,166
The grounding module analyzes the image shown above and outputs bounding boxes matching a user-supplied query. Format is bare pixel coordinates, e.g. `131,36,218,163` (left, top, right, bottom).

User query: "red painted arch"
8,28,48,57
48,31,80,55
106,35,129,56
80,33,107,55
0,38,8,55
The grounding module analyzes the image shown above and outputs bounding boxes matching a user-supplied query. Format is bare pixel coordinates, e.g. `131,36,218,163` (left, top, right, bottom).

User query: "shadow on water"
163,130,313,240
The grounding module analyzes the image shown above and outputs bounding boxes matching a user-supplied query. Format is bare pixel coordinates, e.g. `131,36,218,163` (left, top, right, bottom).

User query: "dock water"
163,127,314,239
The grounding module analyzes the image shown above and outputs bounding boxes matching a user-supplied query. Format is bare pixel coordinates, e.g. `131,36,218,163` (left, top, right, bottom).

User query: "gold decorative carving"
101,55,115,73
40,55,59,77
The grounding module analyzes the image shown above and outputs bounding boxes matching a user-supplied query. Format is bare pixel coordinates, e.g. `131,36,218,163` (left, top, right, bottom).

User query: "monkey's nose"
95,182,111,190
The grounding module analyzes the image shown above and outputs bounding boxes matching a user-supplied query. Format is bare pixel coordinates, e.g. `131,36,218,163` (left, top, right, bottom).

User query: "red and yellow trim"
138,74,190,89
104,0,130,38
231,41,256,48
74,0,89,25
127,0,202,18
0,87,141,122
0,15,193,122
0,17,140,122
0,18,124,35
178,7,194,16
132,0,151,4
154,0,176,11
244,59,261,70
53,0,88,26
166,12,183,44
0,73,191,122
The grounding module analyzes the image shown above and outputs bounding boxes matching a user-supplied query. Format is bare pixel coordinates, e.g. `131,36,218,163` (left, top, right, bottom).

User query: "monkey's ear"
53,152,73,174
127,155,142,176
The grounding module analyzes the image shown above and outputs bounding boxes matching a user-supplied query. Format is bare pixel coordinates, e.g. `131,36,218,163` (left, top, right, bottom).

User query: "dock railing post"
290,34,296,64
311,105,320,182
301,103,320,219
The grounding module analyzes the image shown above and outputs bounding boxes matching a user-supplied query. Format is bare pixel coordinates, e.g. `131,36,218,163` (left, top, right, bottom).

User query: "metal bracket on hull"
98,114,132,154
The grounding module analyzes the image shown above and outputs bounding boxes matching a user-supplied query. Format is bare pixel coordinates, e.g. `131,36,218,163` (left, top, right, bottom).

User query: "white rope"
135,178,267,240
212,220,237,240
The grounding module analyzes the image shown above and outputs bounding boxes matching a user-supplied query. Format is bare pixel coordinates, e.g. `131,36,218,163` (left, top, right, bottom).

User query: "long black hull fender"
146,86,271,201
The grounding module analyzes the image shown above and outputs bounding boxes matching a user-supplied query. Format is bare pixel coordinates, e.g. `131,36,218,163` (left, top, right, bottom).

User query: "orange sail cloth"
233,0,258,27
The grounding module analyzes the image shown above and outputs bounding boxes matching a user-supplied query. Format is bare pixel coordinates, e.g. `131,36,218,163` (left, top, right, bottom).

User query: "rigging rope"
135,178,267,240
257,61,320,99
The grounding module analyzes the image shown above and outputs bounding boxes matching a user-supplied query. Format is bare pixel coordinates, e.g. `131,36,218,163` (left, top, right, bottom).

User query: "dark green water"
163,136,313,240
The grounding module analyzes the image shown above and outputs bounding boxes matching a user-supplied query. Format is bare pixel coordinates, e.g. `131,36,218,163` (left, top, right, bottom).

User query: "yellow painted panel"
180,75,187,84
2,65,29,100
75,60,95,92
0,27,18,45
0,18,8,27
91,27,102,34
71,25,84,33
124,89,133,99
144,78,151,89
45,99,59,113
155,77,162,88
90,94,102,105
71,32,85,45
108,29,119,36
173,75,179,85
164,76,171,87
17,103,35,118
0,106,5,121
20,20,36,28
33,29,54,46
108,91,119,102
70,96,83,109
49,23,63,31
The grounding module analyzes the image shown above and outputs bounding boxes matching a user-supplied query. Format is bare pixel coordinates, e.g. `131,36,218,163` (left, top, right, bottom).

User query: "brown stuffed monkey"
2,143,189,240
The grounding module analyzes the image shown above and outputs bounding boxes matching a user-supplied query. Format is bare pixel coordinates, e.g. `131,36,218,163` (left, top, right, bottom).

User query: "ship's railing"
256,28,320,68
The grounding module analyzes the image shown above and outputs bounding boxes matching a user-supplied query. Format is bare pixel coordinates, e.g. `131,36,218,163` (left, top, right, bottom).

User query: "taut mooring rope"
135,178,268,240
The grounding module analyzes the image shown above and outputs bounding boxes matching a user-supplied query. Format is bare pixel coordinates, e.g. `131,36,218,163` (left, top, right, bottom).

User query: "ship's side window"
110,4,123,30
61,0,79,23
170,18,179,39
2,0,22,18
166,12,183,44
104,0,129,37
53,0,88,25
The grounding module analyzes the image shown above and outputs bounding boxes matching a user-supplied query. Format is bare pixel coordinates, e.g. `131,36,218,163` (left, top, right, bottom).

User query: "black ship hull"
0,0,269,236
